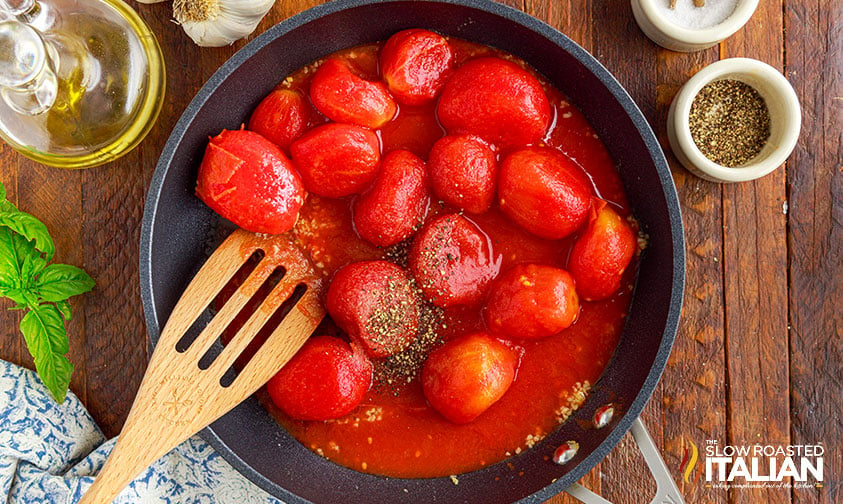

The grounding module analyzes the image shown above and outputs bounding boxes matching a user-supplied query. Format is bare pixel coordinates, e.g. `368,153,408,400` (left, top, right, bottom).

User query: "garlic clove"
173,0,275,47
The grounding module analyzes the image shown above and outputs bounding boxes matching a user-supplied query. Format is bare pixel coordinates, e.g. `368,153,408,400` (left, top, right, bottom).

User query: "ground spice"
373,244,447,392
689,79,771,167
363,274,419,356
384,239,411,268
372,294,444,392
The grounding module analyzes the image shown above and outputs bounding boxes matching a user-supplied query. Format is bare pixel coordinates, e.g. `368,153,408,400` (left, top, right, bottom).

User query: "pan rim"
139,0,685,502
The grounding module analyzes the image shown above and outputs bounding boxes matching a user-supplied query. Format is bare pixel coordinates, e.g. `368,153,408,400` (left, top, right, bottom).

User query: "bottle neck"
0,0,35,19
0,17,57,115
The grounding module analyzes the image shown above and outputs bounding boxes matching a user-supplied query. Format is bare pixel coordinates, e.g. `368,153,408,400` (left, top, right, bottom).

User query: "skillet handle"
565,418,686,504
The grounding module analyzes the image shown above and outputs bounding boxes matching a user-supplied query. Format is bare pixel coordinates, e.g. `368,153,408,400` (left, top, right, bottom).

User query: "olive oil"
0,0,164,169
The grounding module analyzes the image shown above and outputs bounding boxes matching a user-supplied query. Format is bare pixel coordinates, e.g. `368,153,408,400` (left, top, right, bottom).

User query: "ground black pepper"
383,240,411,268
372,292,444,393
363,274,419,356
689,79,771,167
369,222,456,393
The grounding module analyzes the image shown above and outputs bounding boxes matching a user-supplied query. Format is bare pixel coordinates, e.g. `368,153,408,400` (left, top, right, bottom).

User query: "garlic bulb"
173,0,275,47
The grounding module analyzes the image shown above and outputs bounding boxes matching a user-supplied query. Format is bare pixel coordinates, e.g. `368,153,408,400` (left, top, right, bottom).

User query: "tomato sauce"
249,39,638,478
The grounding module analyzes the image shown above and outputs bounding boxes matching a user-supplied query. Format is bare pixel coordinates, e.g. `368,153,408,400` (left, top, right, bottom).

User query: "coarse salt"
657,0,739,29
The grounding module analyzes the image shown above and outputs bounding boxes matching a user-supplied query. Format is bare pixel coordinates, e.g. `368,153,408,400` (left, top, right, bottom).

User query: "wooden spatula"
78,229,325,504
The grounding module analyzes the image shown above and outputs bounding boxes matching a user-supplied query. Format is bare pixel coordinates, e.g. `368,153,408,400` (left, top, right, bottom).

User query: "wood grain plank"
80,154,148,437
523,0,590,50
0,143,21,367
784,0,843,503
657,47,729,504
17,165,86,403
721,2,791,503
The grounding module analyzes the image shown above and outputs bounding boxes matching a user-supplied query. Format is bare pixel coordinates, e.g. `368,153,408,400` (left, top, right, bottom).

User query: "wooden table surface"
0,1,840,503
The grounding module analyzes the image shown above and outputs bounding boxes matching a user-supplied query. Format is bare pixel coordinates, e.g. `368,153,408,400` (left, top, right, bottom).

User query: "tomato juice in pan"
208,35,640,478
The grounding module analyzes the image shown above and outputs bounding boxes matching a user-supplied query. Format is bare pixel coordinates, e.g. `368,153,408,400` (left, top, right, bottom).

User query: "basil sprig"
0,182,94,403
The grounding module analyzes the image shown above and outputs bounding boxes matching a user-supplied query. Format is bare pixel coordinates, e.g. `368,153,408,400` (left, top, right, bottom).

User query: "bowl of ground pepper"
667,57,801,182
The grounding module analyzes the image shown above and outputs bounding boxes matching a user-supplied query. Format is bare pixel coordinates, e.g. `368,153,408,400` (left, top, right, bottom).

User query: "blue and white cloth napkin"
0,359,283,503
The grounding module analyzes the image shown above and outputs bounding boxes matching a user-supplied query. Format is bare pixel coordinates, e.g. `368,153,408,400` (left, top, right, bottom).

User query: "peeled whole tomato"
568,200,637,301
310,58,397,129
485,264,579,340
267,336,373,421
353,149,430,247
196,129,305,234
437,57,551,149
326,261,421,358
498,147,593,240
290,123,381,198
422,332,518,424
428,134,497,214
247,88,311,152
380,28,454,106
409,213,500,308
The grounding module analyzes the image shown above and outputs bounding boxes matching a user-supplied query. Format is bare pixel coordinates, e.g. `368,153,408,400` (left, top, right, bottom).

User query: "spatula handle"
76,345,205,503
77,427,166,504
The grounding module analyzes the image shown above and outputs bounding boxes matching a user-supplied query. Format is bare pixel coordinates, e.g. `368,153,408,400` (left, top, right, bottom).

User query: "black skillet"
139,0,685,502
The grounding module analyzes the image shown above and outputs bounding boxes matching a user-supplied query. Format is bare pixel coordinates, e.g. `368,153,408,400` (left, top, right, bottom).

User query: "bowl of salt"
631,0,759,52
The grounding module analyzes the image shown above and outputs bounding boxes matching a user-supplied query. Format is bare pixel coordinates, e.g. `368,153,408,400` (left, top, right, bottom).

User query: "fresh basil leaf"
56,300,72,321
0,228,20,289
0,182,17,213
0,189,88,404
36,264,95,302
21,252,47,285
20,303,73,403
0,211,55,261
4,288,34,307
38,353,73,404
21,302,70,355
0,227,45,292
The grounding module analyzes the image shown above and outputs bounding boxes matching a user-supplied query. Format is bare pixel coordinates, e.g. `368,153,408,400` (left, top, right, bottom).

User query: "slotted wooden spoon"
79,229,325,504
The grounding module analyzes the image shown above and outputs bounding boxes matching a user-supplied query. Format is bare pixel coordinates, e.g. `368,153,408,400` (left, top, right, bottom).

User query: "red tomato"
326,261,420,358
485,264,579,340
498,147,592,239
290,123,381,198
568,200,637,301
247,88,310,151
380,28,454,106
428,134,497,214
267,336,373,421
353,150,429,247
409,214,500,307
195,129,305,234
422,332,518,424
310,58,397,129
437,57,551,149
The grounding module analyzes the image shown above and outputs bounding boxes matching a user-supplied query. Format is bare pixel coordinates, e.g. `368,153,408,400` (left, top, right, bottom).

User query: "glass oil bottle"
0,0,165,168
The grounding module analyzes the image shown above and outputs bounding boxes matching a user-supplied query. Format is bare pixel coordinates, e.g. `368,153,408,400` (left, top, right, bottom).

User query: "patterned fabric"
0,359,283,503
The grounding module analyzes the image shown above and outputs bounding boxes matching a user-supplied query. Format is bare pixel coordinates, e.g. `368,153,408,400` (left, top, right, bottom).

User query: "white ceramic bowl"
631,0,758,52
667,58,801,183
